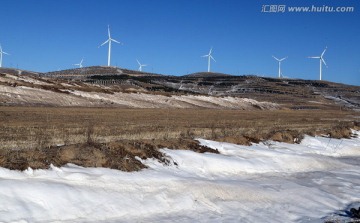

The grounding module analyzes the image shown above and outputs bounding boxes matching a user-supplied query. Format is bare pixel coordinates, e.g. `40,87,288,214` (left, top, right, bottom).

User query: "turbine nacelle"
0,44,10,56
136,59,148,71
308,47,327,66
74,58,84,68
272,55,287,62
202,47,216,62
99,38,121,48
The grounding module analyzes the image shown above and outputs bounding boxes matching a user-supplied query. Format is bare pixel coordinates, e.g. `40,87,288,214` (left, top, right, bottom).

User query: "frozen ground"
0,131,359,223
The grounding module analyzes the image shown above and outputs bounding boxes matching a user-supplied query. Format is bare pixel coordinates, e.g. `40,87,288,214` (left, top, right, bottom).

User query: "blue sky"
1,0,359,85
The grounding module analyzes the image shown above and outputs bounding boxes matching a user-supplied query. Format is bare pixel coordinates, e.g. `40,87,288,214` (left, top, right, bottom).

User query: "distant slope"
1,67,359,110
0,67,40,76
46,66,163,79
183,72,232,78
0,71,279,109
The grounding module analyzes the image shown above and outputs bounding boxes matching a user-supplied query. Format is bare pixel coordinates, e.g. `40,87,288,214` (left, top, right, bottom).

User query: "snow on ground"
71,91,279,109
0,73,279,109
0,131,359,223
0,74,52,86
0,86,103,106
0,82,279,109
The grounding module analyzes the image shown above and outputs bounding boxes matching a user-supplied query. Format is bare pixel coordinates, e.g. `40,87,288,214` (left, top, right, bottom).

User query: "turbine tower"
0,44,10,68
201,47,216,72
99,25,121,66
73,58,84,68
272,56,287,78
136,59,147,71
308,47,327,81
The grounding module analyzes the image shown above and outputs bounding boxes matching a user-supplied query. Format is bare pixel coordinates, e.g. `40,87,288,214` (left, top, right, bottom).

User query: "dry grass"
0,106,358,149
0,106,358,171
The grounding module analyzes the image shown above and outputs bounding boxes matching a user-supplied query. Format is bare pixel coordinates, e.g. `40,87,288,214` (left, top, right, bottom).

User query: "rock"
350,207,360,219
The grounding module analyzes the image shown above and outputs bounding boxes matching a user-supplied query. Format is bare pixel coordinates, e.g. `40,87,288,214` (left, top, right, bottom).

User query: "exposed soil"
0,139,218,171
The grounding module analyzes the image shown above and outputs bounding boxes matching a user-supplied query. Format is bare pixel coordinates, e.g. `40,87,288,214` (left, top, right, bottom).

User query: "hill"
183,72,232,78
0,67,40,76
0,67,359,110
46,66,163,80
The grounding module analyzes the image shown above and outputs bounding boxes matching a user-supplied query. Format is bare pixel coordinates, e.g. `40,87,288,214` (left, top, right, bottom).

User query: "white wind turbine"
308,47,327,80
73,58,84,68
202,47,216,72
99,25,121,66
0,44,10,68
136,59,147,71
272,56,287,78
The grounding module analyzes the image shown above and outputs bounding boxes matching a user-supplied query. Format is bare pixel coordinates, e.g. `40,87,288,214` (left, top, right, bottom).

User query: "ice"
0,131,359,222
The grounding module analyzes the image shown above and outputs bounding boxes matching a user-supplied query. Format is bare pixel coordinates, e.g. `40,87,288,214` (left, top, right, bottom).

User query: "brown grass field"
0,106,359,170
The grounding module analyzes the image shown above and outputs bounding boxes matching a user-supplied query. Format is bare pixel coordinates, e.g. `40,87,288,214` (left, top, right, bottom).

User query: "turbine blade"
136,59,141,65
210,56,216,62
321,58,327,66
201,55,208,58
280,57,288,61
308,56,320,59
3,52,9,55
272,55,280,61
108,25,111,38
111,38,120,44
99,39,109,47
209,47,212,54
321,47,327,57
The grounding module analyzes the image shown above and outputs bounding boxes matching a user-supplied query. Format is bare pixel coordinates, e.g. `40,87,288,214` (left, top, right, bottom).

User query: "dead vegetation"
0,139,218,171
0,107,359,171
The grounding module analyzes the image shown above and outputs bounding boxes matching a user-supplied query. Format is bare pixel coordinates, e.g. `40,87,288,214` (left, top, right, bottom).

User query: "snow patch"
1,132,359,222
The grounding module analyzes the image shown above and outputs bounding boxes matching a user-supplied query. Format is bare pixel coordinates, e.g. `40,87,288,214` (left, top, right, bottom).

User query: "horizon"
0,0,359,86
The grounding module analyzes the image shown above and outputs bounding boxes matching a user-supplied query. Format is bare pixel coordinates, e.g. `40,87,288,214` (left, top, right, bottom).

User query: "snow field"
0,131,359,222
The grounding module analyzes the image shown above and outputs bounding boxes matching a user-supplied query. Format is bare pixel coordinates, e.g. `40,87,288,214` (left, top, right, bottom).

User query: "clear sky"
1,0,359,85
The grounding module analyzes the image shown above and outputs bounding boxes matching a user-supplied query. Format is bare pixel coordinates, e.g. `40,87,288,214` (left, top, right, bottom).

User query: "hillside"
45,66,164,79
0,66,359,110
0,69,277,109
183,72,233,78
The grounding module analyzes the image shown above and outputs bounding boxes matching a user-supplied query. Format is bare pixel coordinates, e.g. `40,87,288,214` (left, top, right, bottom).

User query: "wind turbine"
99,25,121,66
136,59,147,71
0,44,10,68
308,47,327,80
272,56,287,78
201,47,216,72
73,58,84,68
